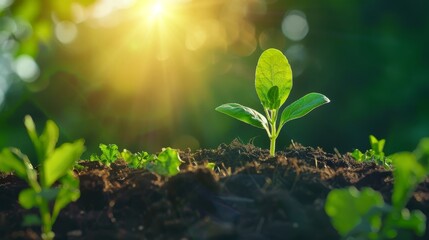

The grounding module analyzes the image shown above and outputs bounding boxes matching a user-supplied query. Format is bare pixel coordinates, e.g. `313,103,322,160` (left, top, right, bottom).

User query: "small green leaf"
325,187,384,236
390,152,427,210
52,172,80,222
24,115,42,162
147,148,183,176
43,139,85,187
19,188,38,209
351,149,365,161
39,120,59,162
280,92,330,127
0,148,28,179
255,48,292,109
369,135,385,156
215,103,268,130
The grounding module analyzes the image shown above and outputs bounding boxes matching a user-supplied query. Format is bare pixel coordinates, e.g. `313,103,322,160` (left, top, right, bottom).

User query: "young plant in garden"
325,138,429,239
351,135,392,168
216,48,330,156
0,116,84,240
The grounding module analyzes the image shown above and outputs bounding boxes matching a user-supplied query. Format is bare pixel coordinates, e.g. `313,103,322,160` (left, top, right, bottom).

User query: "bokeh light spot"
55,21,78,44
14,55,40,82
281,10,309,41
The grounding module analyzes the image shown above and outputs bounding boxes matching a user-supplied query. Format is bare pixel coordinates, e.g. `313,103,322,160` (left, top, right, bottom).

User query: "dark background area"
0,0,428,158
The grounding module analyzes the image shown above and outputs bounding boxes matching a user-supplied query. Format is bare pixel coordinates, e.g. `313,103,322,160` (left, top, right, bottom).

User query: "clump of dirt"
1,140,428,239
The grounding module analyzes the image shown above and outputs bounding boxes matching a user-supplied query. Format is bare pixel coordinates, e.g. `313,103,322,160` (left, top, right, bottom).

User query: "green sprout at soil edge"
216,48,330,156
325,138,429,239
0,115,84,240
351,135,392,169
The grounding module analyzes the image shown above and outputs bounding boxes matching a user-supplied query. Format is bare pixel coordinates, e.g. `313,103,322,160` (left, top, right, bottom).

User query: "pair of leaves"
216,92,330,131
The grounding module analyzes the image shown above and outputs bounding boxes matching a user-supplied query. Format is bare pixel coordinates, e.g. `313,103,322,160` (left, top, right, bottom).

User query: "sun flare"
149,2,164,19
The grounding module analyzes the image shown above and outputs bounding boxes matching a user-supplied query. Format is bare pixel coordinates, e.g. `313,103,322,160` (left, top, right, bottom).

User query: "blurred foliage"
1,0,428,157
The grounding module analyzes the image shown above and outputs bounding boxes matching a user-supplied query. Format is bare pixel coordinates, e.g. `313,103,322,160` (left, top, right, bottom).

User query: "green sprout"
325,138,429,239
0,116,84,240
90,143,120,166
351,135,392,168
216,48,330,156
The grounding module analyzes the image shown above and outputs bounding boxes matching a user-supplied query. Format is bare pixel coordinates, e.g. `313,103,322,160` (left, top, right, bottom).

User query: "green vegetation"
0,116,84,240
90,143,183,177
351,135,392,168
216,48,330,156
325,138,429,239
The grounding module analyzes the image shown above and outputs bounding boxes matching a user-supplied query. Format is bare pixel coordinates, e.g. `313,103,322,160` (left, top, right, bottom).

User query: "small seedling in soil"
90,143,183,176
351,135,392,169
326,138,429,239
90,143,119,166
0,115,84,240
216,48,330,156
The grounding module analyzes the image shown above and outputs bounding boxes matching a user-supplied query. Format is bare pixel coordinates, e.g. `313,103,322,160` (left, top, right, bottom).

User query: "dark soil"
1,140,429,240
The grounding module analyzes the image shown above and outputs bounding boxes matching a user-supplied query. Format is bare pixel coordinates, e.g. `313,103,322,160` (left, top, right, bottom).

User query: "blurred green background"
1,0,428,158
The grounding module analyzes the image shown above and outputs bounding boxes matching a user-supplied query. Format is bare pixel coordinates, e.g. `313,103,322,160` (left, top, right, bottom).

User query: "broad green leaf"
390,152,426,210
325,187,384,236
0,148,28,179
148,148,183,177
215,103,268,130
52,171,80,222
39,120,59,163
19,188,38,209
43,139,85,187
255,48,292,109
280,93,330,127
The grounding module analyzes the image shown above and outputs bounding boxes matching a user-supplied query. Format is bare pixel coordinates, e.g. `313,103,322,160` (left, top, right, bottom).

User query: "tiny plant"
325,138,429,239
90,143,183,177
216,48,330,156
0,115,84,240
90,143,120,166
351,135,392,168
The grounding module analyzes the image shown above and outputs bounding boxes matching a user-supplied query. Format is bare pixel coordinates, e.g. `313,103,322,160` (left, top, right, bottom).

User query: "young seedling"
325,138,429,239
216,48,330,156
0,116,84,240
90,143,120,166
351,135,392,168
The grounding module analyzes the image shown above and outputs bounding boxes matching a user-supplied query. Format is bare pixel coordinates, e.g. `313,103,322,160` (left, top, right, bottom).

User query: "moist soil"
1,140,429,240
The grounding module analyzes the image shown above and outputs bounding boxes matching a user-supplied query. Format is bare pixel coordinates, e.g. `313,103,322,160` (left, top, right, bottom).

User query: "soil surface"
1,140,429,240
